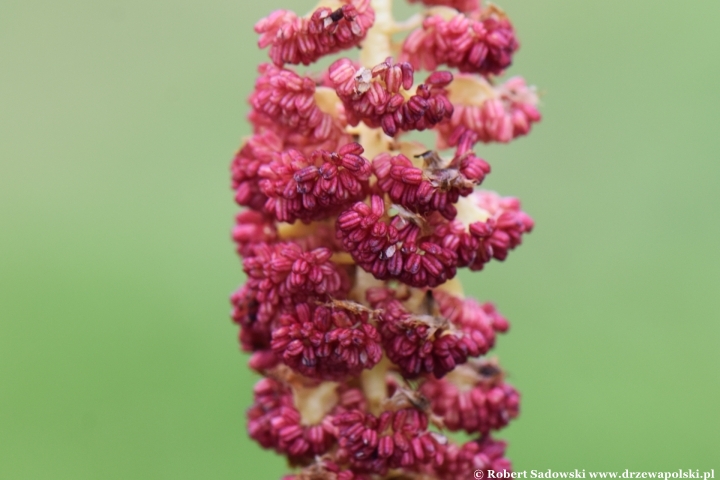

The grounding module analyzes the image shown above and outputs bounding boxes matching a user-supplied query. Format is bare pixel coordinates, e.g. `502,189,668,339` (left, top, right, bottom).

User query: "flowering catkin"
230,0,541,477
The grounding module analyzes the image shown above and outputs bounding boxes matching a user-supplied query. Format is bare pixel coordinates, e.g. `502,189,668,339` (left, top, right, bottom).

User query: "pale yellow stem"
293,381,339,426
360,0,394,67
435,277,465,298
455,195,490,227
426,6,461,21
314,86,343,117
330,251,355,265
358,122,389,161
447,75,498,106
351,268,386,305
357,0,396,156
361,356,391,416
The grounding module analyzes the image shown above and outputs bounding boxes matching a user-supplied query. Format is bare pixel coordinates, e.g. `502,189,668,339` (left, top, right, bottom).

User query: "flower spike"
230,0,542,477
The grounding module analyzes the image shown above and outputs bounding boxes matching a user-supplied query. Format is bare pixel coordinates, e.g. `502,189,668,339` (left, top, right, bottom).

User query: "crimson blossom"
230,0,541,478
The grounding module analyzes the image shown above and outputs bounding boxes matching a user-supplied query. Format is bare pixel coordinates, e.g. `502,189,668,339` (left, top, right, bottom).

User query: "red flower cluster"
434,436,513,480
372,132,490,219
271,302,383,380
283,460,367,480
420,360,520,434
255,0,375,66
336,195,459,287
232,210,278,257
244,243,349,304
249,64,349,150
247,377,366,463
367,288,508,378
328,57,454,136
335,190,532,286
407,0,480,14
439,75,542,146
230,0,541,477
402,7,518,76
231,130,281,211
259,142,373,223
333,407,441,474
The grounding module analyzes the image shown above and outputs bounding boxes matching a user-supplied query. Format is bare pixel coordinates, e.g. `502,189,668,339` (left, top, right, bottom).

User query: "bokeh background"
2,0,719,478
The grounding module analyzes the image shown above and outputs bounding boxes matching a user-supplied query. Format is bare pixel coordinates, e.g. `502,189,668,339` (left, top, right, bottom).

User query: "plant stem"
360,0,394,67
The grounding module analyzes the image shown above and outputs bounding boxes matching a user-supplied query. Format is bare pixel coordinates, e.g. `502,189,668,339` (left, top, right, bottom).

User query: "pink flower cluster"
407,0,480,14
255,0,375,66
438,76,542,146
372,132,490,219
335,190,533,287
327,57,454,136
230,0,542,478
367,288,508,378
259,142,373,223
247,378,367,463
402,7,518,76
271,302,383,380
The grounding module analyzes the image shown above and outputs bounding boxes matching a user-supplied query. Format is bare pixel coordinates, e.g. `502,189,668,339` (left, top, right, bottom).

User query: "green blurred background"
1,0,719,478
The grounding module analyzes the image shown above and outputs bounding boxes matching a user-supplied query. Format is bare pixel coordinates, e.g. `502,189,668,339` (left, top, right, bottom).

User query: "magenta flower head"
230,0,541,477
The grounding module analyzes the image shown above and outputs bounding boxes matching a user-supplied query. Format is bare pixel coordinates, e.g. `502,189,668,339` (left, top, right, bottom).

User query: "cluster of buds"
230,0,541,477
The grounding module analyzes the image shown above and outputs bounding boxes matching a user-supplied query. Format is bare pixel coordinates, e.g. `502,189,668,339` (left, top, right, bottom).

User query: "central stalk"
356,0,395,414
360,0,394,67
